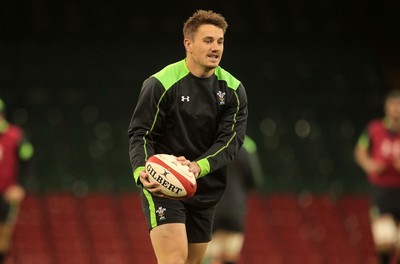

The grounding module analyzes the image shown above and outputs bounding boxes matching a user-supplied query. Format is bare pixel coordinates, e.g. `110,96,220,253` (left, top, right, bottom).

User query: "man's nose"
211,42,220,50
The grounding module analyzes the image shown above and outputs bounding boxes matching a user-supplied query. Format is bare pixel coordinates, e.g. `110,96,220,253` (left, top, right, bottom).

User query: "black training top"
128,59,248,207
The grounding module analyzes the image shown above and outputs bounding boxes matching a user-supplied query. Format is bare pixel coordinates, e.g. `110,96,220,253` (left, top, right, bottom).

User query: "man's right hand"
363,159,386,174
139,170,164,197
4,185,25,204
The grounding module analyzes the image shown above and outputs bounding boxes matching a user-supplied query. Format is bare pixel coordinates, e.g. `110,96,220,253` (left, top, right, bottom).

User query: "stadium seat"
8,192,378,264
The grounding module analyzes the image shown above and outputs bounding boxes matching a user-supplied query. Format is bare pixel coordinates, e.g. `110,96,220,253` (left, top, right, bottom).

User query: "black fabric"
128,60,248,208
212,147,253,232
370,185,400,220
141,189,217,243
0,197,10,222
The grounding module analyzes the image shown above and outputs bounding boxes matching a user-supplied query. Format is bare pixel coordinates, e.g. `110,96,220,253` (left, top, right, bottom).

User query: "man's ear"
184,38,192,53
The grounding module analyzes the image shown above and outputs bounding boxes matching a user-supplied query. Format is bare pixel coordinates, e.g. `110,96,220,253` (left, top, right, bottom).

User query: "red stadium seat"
8,192,378,264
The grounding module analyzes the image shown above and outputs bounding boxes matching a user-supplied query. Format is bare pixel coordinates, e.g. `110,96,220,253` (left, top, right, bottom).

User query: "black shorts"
370,185,400,221
0,196,11,222
141,189,216,243
212,187,247,233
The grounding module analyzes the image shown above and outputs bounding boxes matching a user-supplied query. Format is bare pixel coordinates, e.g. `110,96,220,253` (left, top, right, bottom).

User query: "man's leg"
371,214,397,264
202,231,225,264
187,242,208,264
150,223,188,264
0,200,18,264
220,231,244,264
393,222,400,264
0,224,13,264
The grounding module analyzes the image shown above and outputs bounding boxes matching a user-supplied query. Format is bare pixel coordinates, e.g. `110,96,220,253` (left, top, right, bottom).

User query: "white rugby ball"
145,154,197,199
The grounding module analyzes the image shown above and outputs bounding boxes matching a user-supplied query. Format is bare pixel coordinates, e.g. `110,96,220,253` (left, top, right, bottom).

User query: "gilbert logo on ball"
146,154,197,199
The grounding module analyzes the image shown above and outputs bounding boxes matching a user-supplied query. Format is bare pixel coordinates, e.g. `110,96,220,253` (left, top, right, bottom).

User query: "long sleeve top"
128,59,248,206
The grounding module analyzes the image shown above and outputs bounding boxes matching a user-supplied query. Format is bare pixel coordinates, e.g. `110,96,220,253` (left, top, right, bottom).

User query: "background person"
0,98,34,263
203,135,264,264
354,89,400,264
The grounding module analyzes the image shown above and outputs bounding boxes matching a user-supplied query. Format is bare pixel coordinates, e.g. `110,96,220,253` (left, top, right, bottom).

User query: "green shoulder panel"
152,60,190,90
214,67,241,90
152,60,240,91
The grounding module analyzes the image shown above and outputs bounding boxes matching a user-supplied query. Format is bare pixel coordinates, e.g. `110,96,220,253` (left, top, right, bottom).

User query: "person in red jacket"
0,98,34,263
354,89,400,264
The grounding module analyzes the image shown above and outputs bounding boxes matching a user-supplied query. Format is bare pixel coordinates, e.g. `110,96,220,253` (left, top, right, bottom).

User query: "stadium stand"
5,192,377,264
1,0,399,262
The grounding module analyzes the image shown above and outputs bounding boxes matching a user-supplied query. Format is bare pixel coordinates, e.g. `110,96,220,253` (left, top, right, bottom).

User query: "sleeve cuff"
196,158,210,178
133,166,145,187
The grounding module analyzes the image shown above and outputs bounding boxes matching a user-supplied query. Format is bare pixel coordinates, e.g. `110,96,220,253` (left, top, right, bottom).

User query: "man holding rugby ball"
128,10,248,264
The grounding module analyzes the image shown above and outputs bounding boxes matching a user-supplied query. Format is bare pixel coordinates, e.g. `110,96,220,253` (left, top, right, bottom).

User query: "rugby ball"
145,154,197,199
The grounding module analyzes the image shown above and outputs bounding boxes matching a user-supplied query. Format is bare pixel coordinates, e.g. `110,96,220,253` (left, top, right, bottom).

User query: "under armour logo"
181,96,190,102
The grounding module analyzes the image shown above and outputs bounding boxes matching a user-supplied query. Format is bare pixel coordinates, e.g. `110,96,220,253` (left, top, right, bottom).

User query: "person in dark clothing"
203,135,264,264
354,89,400,264
127,10,248,264
0,98,34,263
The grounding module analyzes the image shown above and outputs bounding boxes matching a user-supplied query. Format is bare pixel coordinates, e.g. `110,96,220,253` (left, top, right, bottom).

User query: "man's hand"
139,170,164,197
355,146,386,175
176,156,201,178
392,158,400,172
4,185,25,204
363,159,386,174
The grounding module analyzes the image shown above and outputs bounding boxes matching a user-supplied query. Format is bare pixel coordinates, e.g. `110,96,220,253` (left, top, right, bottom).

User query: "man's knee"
150,223,188,264
372,214,398,251
0,224,13,253
223,232,244,258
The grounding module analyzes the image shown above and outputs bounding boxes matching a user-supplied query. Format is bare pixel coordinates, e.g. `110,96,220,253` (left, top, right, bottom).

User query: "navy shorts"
370,185,400,221
141,189,216,243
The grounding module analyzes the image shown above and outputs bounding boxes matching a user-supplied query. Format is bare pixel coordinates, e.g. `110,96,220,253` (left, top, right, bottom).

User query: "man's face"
186,24,224,70
385,97,400,121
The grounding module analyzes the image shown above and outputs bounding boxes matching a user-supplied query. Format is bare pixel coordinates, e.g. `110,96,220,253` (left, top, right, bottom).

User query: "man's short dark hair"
385,89,400,102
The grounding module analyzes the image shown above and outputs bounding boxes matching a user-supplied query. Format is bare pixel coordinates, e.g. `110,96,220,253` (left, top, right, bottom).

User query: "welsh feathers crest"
156,206,166,220
217,91,226,105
